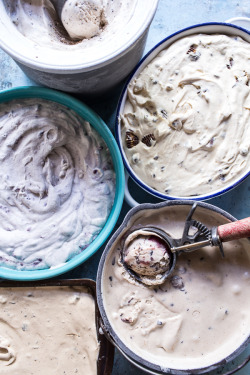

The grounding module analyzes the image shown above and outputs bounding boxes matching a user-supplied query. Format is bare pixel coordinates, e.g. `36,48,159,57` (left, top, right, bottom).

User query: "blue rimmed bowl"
116,23,250,204
0,86,125,280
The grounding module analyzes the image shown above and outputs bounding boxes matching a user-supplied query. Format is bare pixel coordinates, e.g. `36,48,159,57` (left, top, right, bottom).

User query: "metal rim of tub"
0,86,125,281
115,22,250,202
96,199,250,375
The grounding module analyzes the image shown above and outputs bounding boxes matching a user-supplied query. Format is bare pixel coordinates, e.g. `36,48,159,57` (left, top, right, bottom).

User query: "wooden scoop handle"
218,217,250,242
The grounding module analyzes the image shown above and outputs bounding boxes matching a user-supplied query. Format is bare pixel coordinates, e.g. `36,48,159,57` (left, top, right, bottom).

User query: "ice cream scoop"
123,230,172,277
61,0,106,40
121,228,176,286
51,0,105,40
121,203,250,286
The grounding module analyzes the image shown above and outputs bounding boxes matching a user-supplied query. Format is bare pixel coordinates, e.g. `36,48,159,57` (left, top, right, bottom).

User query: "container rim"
0,86,125,280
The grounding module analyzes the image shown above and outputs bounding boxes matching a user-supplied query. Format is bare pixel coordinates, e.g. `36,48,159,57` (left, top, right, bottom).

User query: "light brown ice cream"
121,34,250,197
0,286,99,374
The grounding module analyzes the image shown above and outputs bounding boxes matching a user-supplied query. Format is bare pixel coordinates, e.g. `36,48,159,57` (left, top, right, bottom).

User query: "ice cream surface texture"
102,205,250,370
123,230,171,276
121,34,250,197
0,286,99,374
0,98,115,270
4,0,137,49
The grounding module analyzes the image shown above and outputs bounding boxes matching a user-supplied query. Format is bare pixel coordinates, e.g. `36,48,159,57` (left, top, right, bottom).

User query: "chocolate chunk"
126,130,139,149
141,133,156,147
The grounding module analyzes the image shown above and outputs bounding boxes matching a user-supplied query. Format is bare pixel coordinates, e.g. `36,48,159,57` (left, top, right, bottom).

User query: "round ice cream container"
97,200,250,374
0,1,159,94
0,86,124,281
116,23,250,203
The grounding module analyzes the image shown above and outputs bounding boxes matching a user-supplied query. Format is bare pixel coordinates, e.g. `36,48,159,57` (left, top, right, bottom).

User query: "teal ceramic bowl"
0,87,125,280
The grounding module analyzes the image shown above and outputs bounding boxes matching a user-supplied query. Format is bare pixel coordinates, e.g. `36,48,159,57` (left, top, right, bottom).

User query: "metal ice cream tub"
96,200,250,374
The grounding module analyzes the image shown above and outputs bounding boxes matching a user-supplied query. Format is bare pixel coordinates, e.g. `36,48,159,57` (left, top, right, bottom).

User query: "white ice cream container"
116,23,250,205
0,0,159,94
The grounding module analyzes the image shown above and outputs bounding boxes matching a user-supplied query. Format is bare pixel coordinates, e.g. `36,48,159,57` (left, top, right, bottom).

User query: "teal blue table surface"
0,0,249,374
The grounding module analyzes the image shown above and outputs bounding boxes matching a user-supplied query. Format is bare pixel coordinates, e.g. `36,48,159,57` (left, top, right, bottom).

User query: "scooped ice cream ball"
123,230,171,277
61,0,106,40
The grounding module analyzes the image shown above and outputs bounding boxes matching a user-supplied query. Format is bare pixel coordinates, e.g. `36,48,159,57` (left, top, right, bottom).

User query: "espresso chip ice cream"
121,34,250,197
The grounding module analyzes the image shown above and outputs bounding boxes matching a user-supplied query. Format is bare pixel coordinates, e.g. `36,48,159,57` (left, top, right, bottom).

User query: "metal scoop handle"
172,217,250,253
121,203,250,287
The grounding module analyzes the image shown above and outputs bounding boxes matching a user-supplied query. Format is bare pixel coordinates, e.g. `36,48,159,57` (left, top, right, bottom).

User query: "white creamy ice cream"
61,0,106,40
0,285,99,374
102,205,250,371
121,34,250,197
3,0,137,50
0,98,115,270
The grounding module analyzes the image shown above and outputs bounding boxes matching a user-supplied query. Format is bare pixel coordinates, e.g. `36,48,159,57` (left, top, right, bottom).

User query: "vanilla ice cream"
0,285,99,374
102,204,250,371
121,34,250,197
0,98,115,270
123,229,171,276
61,0,107,40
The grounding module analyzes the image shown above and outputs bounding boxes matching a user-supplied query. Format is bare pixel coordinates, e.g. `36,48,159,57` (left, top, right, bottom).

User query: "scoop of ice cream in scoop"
123,230,171,277
61,0,106,40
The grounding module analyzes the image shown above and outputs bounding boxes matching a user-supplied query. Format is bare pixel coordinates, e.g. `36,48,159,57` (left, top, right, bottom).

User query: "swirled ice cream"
121,34,250,197
0,98,115,270
102,205,250,370
3,0,137,49
0,285,99,374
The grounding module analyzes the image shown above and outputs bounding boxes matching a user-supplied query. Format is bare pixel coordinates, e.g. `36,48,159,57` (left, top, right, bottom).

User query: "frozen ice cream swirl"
0,98,115,270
